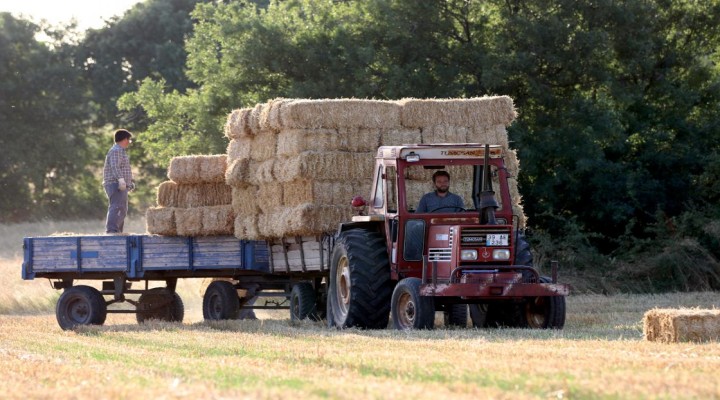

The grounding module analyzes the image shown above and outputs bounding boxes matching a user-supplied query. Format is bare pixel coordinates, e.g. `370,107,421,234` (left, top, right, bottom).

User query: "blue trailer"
22,234,329,330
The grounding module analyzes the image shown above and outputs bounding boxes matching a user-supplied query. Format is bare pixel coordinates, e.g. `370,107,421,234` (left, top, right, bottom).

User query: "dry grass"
3,220,720,398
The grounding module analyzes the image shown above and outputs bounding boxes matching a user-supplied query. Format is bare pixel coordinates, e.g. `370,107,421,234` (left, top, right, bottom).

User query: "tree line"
2,0,720,291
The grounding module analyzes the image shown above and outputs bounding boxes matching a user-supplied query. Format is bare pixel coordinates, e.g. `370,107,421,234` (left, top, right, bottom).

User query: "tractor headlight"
493,249,511,261
461,249,478,260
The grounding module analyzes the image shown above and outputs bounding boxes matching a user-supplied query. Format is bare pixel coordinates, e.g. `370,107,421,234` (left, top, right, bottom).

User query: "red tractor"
326,143,569,330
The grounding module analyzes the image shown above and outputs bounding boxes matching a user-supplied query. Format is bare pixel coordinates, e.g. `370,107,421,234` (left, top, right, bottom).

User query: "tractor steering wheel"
428,206,465,213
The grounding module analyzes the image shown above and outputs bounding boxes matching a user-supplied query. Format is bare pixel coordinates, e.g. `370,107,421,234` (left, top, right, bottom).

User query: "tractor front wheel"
391,278,435,330
524,277,566,329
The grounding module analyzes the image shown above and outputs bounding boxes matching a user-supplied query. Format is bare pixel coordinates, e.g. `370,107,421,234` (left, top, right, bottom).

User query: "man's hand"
128,181,136,192
118,178,127,191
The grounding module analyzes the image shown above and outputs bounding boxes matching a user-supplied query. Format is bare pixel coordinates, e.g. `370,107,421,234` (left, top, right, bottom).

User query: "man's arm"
416,194,429,213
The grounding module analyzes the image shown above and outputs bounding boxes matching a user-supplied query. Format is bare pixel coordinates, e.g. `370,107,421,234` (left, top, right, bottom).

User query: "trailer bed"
22,235,270,281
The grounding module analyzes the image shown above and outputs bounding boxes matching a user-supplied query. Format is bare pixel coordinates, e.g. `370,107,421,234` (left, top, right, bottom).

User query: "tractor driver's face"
434,176,450,193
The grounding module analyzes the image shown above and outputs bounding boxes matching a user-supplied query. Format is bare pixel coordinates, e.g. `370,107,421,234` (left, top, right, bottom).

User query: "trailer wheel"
203,280,239,320
443,304,468,328
290,282,317,321
329,229,393,329
137,288,184,324
391,278,434,330
469,303,488,328
524,277,566,329
56,285,107,330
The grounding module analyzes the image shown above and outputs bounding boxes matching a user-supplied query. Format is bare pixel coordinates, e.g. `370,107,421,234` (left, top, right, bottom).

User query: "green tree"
0,13,104,221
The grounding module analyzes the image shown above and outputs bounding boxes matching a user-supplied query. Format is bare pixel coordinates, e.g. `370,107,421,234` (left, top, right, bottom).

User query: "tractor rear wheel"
137,287,184,324
203,281,239,320
290,282,317,321
56,285,107,330
524,277,566,329
443,304,468,328
391,278,434,330
328,229,393,329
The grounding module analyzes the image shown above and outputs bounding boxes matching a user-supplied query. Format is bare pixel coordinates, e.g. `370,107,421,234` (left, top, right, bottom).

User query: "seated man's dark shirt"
416,191,465,212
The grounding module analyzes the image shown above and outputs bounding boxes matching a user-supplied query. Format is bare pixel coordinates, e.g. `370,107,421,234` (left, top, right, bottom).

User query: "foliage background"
2,0,720,292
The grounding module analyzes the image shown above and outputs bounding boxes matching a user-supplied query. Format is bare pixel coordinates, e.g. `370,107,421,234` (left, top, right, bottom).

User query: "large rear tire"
56,285,107,330
290,282,317,321
203,280,239,320
328,229,393,329
524,277,566,329
391,278,434,330
137,287,184,324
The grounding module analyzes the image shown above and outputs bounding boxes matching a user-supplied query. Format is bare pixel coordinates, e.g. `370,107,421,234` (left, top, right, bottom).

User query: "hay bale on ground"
643,308,720,343
146,207,176,235
168,155,227,184
399,96,516,128
278,99,401,130
156,181,232,208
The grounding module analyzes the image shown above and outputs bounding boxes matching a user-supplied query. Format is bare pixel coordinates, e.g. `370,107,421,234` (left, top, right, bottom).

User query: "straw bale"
380,128,422,146
257,183,284,214
282,180,371,207
277,129,344,156
156,181,231,208
224,108,252,139
261,98,293,131
258,204,353,238
225,159,250,187
248,159,276,185
643,308,720,343
201,205,235,236
399,96,516,128
273,152,374,183
279,99,401,129
167,155,227,184
467,125,510,148
227,137,252,162
175,208,203,236
422,125,469,144
249,131,278,161
145,207,176,235
234,214,260,240
231,186,259,215
248,103,264,135
345,128,382,152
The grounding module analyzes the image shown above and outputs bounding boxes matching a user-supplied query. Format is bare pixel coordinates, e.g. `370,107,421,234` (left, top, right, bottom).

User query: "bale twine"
146,207,176,235
167,155,227,184
156,181,232,208
644,308,720,343
399,96,516,128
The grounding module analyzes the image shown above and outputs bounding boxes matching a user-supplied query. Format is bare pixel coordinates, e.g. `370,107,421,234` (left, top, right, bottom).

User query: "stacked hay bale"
643,308,720,343
224,96,522,244
146,155,234,236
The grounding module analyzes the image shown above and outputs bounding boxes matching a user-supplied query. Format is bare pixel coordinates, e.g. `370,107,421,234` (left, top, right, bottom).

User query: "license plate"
486,234,509,246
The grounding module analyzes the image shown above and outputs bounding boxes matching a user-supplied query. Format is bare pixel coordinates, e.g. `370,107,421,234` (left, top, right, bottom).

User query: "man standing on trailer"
103,129,135,233
416,170,465,213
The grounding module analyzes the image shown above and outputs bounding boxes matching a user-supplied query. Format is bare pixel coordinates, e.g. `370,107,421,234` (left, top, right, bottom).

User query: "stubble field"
1,219,719,399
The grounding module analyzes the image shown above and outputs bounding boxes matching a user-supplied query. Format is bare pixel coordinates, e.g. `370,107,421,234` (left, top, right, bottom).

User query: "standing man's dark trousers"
104,183,128,233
